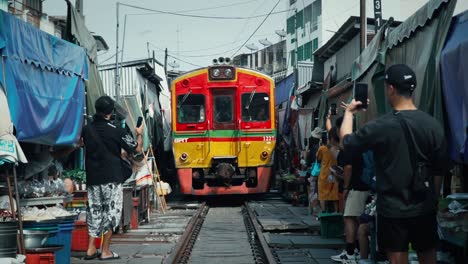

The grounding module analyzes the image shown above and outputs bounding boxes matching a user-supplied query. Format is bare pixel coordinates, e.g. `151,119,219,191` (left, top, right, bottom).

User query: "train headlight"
209,66,236,81
260,151,269,159
212,68,221,77
180,152,188,161
224,68,233,78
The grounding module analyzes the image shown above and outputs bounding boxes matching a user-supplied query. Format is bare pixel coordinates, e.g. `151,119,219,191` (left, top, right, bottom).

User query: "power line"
168,54,204,68
231,0,281,57
119,2,291,20
126,0,258,16
174,45,245,58
100,50,123,64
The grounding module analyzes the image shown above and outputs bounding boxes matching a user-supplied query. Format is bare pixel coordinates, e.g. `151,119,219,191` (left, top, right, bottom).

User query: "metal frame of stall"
0,164,26,255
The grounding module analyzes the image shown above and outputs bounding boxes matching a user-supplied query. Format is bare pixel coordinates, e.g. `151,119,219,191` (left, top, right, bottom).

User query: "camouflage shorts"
86,183,123,238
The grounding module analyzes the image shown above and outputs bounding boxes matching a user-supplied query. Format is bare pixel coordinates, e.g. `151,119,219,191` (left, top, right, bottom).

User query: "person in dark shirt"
330,116,369,263
340,64,447,264
81,96,143,260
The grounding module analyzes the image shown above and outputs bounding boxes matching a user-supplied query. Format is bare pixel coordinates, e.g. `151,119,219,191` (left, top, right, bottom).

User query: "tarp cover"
275,73,294,105
0,84,27,165
441,10,468,163
0,10,88,145
66,1,105,117
118,95,150,151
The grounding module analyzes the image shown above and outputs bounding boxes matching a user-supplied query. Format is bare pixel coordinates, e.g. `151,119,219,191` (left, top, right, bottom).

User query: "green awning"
349,0,456,127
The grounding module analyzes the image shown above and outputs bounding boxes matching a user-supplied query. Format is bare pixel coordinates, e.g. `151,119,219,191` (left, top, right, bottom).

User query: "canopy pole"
4,170,21,254
12,167,25,255
115,2,120,101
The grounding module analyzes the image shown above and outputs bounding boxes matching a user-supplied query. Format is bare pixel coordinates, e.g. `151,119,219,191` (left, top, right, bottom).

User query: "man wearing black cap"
339,64,447,264
81,95,143,260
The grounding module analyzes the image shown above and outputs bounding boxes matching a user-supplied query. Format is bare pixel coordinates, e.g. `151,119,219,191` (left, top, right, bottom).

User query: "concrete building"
284,0,468,85
232,40,287,82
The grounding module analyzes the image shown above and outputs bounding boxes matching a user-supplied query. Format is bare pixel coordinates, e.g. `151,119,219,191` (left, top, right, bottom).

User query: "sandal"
99,251,120,261
84,252,99,260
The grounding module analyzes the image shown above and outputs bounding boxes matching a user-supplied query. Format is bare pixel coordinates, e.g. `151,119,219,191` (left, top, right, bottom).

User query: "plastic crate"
318,212,344,238
47,221,74,264
26,253,55,264
71,221,101,251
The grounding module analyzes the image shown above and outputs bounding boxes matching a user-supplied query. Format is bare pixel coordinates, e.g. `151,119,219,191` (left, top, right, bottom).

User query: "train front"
171,63,276,195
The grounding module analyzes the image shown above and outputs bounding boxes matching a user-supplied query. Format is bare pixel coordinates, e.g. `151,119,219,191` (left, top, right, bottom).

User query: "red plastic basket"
26,253,55,264
71,221,101,251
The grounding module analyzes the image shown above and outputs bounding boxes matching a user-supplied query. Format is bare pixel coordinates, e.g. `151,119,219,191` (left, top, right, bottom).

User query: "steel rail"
164,202,208,264
245,202,278,264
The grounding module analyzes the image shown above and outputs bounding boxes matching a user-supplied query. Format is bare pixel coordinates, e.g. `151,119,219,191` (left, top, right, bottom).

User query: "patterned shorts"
86,183,123,238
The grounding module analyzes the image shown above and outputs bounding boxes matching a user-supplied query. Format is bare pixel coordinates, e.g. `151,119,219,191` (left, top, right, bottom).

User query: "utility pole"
115,2,120,101
294,9,299,89
164,48,168,74
360,0,367,52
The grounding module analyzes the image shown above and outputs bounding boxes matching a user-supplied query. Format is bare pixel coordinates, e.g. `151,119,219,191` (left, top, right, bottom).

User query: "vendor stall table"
133,185,150,224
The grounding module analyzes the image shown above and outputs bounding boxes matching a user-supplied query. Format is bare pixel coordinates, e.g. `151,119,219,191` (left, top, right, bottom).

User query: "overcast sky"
43,0,468,71
43,0,291,71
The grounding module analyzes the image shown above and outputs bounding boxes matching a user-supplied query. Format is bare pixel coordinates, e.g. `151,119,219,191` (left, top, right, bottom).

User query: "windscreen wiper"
245,88,256,111
177,89,192,108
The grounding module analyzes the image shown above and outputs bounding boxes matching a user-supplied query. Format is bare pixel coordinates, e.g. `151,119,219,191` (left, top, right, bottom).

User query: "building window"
311,0,322,32
304,5,312,26
287,16,295,34
25,0,42,13
312,38,319,52
304,41,312,60
291,38,296,44
290,51,296,67
290,0,297,5
296,10,304,29
297,45,304,61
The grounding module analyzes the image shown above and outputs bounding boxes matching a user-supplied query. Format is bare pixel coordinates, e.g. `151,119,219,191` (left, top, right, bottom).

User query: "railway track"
165,201,277,264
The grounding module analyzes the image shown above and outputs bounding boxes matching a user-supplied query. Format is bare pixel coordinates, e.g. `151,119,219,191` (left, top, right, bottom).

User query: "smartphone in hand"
331,103,337,115
136,117,143,128
354,83,368,109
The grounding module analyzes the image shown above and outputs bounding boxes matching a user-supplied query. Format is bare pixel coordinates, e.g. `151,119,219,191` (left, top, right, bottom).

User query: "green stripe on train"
172,129,277,138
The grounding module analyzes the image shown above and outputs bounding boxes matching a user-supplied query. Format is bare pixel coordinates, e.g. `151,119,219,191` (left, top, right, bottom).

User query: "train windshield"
214,96,233,123
177,94,205,123
241,93,270,122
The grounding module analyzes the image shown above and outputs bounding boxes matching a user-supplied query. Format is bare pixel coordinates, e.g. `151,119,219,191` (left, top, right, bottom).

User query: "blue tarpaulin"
441,10,468,163
0,10,88,145
275,73,294,106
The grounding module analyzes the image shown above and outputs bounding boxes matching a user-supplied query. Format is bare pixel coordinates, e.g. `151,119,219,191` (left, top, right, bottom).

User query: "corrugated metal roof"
298,61,313,88
99,66,144,98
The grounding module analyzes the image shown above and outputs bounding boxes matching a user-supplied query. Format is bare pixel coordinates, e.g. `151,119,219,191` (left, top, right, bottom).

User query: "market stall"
0,8,88,264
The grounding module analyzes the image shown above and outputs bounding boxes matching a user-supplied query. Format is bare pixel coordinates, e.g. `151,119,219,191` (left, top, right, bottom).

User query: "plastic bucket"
0,221,18,258
46,222,74,264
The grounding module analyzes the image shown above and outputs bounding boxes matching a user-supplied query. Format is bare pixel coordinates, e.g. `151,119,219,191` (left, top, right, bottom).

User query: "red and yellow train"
171,61,276,195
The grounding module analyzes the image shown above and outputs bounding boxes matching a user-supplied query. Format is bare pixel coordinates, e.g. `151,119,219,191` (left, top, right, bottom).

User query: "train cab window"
177,94,205,123
241,93,270,122
214,96,233,123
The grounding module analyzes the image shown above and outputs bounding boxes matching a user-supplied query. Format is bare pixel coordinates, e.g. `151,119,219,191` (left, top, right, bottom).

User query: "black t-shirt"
82,116,138,186
343,110,447,218
337,149,368,191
